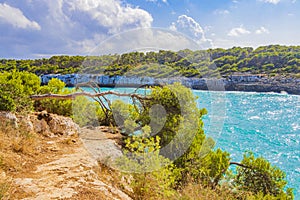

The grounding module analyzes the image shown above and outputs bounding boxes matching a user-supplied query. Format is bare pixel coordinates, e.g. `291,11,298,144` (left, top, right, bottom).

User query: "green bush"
0,71,40,112
72,96,100,127
115,126,179,200
36,78,73,116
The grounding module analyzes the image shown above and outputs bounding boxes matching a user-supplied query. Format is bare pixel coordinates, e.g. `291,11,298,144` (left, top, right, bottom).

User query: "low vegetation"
0,70,295,199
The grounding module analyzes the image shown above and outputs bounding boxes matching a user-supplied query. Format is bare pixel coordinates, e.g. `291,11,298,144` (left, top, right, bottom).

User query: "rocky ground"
0,112,131,200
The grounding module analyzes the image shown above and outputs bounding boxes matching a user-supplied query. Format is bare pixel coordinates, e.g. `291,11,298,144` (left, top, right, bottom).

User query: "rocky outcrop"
32,112,79,137
2,111,80,137
40,74,300,95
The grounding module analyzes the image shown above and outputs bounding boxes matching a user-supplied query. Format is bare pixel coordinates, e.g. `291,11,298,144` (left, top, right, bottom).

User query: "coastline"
40,74,300,95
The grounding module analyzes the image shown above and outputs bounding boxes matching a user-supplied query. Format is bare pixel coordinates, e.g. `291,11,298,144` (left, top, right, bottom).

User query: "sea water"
80,87,300,197
194,90,300,197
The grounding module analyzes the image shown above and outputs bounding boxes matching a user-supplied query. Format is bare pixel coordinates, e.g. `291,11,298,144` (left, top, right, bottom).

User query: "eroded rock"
0,111,19,128
47,114,79,136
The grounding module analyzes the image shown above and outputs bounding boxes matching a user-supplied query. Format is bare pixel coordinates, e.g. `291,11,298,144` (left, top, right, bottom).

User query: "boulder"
47,114,79,136
0,111,19,128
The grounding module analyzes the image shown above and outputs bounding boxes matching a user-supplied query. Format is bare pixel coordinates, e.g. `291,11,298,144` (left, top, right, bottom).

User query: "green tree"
234,152,294,199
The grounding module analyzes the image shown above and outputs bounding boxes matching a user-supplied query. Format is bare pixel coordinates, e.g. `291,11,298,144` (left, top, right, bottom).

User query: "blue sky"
0,0,300,58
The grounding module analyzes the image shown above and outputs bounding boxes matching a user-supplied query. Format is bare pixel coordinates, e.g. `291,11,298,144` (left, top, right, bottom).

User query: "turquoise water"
194,90,300,197
80,87,300,197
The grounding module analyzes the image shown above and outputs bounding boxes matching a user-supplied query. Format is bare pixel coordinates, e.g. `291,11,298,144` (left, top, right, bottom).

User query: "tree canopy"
1,45,300,78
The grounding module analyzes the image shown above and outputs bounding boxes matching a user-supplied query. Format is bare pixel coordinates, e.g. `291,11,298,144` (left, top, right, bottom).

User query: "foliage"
0,71,40,112
111,100,139,131
1,45,300,78
36,78,73,116
72,96,102,127
141,82,202,148
115,126,179,200
234,152,294,199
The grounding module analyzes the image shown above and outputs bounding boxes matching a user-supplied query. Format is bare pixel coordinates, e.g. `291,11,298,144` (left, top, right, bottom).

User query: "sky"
0,0,300,58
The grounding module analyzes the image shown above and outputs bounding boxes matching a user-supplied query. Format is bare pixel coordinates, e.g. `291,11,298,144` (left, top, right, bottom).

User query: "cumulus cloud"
255,26,270,34
0,0,156,57
66,0,153,34
0,3,41,30
79,28,200,56
259,0,281,4
228,26,251,37
169,15,213,49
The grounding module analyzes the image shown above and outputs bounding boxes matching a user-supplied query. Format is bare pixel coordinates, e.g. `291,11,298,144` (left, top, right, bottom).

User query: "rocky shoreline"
41,74,300,95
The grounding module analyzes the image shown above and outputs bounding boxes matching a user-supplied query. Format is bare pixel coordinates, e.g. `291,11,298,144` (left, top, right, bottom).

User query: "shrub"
0,71,40,112
72,96,102,127
115,126,179,200
35,78,73,116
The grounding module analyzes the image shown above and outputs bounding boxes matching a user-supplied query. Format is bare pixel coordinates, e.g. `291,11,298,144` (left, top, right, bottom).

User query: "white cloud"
66,0,153,34
169,22,177,31
259,0,281,4
169,15,213,48
255,26,270,34
228,26,251,37
213,9,230,15
146,0,168,4
77,28,200,56
0,3,41,30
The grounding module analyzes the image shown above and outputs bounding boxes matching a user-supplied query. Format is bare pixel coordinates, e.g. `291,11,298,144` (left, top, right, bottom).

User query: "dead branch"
229,162,252,169
30,91,151,101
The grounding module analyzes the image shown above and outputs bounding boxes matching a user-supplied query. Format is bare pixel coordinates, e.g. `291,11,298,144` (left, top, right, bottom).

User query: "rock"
37,110,51,121
0,111,19,128
17,115,35,133
47,114,79,136
1,112,81,137
30,115,53,137
24,112,80,137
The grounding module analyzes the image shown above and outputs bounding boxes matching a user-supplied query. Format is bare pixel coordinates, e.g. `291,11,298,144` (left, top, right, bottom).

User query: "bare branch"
230,161,252,169
30,91,151,101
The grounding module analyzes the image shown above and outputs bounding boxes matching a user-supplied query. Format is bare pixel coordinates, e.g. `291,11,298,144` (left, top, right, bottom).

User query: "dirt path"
11,127,130,200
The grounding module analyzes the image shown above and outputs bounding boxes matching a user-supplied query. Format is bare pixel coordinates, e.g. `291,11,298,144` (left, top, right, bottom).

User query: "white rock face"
40,74,214,88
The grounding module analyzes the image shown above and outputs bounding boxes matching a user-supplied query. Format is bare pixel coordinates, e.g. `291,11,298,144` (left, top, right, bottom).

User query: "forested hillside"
1,45,300,78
